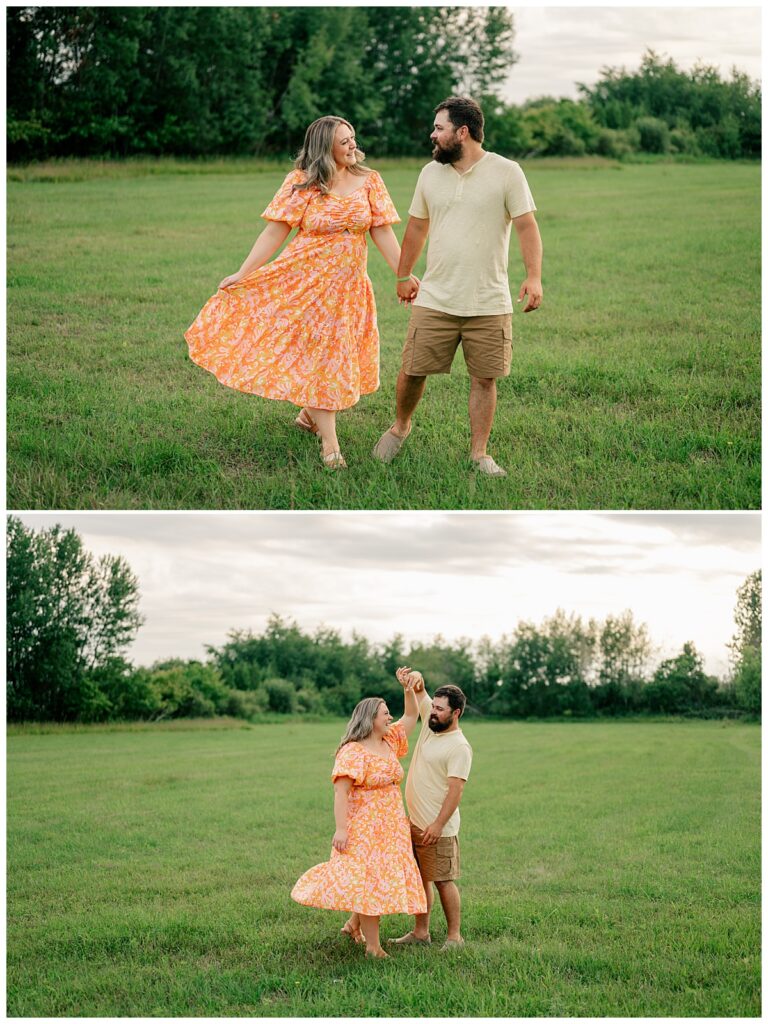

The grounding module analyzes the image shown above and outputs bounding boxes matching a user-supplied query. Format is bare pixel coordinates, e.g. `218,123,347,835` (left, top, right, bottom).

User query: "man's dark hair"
434,96,484,143
434,684,467,719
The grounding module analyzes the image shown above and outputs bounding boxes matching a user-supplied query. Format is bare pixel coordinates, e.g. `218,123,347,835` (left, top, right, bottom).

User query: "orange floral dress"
291,723,427,916
184,168,400,411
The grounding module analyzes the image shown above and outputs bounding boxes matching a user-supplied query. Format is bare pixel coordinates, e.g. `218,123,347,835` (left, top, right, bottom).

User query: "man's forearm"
517,220,543,279
434,790,462,831
397,219,429,277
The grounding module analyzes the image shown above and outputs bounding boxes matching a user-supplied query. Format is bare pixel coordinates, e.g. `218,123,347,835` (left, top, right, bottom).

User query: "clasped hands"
395,666,424,692
397,275,420,306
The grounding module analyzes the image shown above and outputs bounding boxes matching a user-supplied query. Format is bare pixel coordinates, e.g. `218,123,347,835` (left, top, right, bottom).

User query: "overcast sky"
503,6,761,104
15,512,760,677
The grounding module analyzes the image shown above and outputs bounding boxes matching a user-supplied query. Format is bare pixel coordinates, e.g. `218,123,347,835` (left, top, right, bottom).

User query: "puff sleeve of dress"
384,722,409,758
367,171,400,228
261,170,313,228
332,744,366,785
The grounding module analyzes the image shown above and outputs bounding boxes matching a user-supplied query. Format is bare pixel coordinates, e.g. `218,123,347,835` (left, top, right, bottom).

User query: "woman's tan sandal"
472,454,507,477
322,450,347,470
294,409,319,435
340,922,364,944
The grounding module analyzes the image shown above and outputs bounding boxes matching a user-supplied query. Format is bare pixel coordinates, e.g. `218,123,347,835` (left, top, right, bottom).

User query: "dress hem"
291,895,427,915
185,345,379,411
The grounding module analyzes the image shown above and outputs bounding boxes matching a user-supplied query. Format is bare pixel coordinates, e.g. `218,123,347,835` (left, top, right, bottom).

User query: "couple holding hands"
185,96,542,476
290,668,472,959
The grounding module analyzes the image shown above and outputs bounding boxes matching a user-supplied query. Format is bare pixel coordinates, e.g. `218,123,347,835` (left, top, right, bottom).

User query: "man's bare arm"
513,211,543,311
421,777,466,844
396,216,430,302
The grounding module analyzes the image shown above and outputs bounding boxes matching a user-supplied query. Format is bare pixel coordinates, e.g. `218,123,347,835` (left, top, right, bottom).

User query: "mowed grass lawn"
7,158,760,510
7,718,760,1017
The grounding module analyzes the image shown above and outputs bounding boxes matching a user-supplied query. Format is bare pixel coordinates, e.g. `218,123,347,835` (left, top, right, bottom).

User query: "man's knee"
401,371,427,385
470,376,496,391
434,879,457,893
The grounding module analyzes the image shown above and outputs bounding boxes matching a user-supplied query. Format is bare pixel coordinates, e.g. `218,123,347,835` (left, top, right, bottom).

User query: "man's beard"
428,715,451,733
432,137,464,164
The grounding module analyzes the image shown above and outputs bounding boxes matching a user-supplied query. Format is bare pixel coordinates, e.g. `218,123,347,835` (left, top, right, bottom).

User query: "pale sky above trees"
16,513,761,677
504,6,761,103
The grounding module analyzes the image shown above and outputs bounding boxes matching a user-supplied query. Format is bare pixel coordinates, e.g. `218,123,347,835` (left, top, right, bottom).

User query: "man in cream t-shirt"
390,671,473,951
374,94,543,477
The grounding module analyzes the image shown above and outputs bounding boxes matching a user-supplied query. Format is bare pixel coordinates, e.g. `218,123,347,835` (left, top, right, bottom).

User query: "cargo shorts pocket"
502,323,513,372
435,850,454,879
480,321,513,376
401,321,422,373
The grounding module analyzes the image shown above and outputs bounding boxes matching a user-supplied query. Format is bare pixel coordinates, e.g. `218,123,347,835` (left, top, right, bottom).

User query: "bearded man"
391,671,472,950
374,95,543,477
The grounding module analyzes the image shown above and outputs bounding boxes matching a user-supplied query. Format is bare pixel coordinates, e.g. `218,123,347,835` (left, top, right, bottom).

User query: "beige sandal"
387,931,432,946
294,409,319,435
373,426,410,464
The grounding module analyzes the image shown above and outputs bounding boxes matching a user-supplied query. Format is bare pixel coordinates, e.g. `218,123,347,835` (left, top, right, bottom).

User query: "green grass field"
7,718,760,1016
7,158,760,509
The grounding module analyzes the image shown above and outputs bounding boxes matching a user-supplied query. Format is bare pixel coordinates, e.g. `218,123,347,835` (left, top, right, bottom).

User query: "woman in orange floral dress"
185,116,415,469
291,672,427,958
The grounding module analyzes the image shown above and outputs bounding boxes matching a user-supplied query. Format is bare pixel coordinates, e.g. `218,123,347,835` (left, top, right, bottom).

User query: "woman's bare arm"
393,667,421,736
332,776,353,852
369,224,401,274
219,220,292,288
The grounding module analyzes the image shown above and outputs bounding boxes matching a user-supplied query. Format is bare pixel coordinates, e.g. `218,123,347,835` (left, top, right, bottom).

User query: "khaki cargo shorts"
401,305,513,378
410,822,461,882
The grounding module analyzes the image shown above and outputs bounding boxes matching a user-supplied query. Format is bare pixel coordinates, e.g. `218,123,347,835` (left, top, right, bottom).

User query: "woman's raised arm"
393,666,421,737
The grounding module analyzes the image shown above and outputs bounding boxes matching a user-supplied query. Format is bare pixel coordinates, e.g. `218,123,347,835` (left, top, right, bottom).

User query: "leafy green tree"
321,676,363,717
729,570,761,714
482,101,533,157
98,662,161,720
403,636,478,706
7,516,142,721
644,642,719,714
579,49,760,159
497,611,596,717
591,611,652,714
7,7,520,159
732,648,761,716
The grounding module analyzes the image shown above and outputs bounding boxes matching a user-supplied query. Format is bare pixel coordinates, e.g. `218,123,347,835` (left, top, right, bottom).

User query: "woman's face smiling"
332,123,358,169
372,701,393,735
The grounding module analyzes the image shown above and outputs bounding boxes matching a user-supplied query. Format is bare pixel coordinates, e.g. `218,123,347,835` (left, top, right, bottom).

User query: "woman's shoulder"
284,167,311,188
339,739,369,757
384,722,405,743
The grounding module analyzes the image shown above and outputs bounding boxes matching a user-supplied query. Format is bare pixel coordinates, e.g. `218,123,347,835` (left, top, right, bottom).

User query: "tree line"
7,8,760,162
6,517,761,723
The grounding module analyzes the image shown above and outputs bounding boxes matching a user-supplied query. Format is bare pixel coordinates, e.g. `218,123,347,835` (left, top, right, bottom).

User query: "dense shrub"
633,116,671,154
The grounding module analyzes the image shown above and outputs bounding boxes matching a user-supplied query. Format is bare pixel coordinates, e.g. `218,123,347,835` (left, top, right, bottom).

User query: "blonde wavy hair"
336,697,385,754
293,116,368,195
